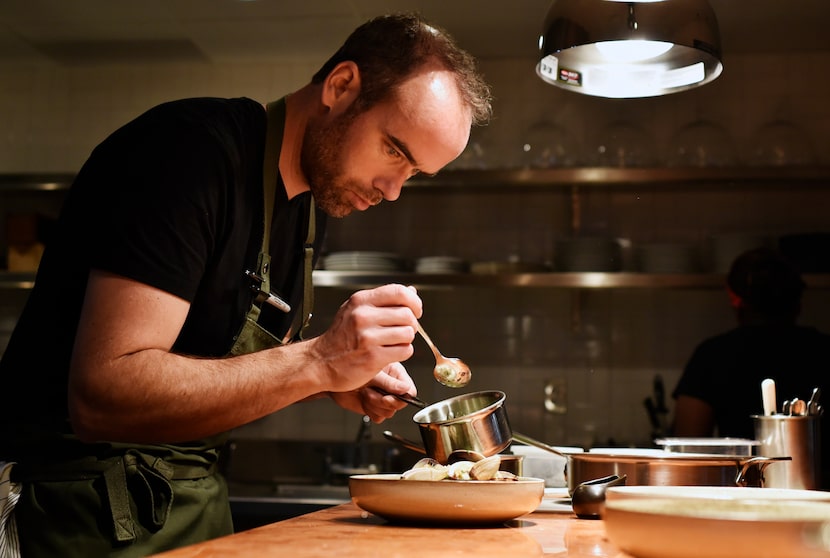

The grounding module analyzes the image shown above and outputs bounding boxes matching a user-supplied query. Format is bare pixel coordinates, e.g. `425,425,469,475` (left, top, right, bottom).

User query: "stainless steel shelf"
2,167,828,193
406,166,830,189
312,271,830,290
5,270,828,291
0,173,74,192
0,272,36,289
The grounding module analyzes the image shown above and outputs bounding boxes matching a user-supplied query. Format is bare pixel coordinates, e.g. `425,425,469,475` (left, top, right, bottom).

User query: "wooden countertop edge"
150,502,626,558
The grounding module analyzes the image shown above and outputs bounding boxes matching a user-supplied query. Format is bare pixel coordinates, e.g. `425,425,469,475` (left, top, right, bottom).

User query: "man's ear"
321,61,361,113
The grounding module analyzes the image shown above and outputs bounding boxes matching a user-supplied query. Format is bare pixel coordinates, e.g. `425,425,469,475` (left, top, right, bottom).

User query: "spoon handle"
374,388,428,409
415,321,443,360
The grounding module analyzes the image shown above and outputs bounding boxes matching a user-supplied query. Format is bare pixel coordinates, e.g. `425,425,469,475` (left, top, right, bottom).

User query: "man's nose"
375,171,408,202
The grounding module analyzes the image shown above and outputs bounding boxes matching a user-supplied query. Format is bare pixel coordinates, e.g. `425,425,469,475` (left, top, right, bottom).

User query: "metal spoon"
374,388,428,409
416,321,471,388
808,387,821,416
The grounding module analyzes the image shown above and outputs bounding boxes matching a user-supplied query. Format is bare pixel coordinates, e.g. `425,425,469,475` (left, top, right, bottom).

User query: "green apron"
13,99,316,557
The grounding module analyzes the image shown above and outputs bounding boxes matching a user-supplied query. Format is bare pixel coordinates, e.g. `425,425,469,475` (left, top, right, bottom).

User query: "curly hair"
311,13,492,126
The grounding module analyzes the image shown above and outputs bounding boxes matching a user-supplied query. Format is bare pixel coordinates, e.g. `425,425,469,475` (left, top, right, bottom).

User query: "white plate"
588,447,671,457
535,487,573,513
607,485,830,504
604,497,830,558
348,473,544,525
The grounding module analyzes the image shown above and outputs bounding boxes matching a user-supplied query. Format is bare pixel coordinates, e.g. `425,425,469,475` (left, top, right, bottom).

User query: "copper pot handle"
736,456,792,487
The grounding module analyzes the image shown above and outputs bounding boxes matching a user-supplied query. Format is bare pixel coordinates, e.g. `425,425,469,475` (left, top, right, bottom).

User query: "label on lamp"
538,55,559,80
558,67,582,86
540,54,582,87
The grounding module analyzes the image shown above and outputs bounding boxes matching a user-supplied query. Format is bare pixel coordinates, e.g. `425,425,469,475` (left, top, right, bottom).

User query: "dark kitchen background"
1,1,829,479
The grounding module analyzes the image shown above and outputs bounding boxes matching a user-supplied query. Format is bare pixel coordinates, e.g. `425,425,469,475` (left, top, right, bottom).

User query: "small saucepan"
412,390,515,464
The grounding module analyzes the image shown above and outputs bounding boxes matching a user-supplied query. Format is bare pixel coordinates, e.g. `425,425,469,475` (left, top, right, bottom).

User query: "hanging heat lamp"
536,0,723,98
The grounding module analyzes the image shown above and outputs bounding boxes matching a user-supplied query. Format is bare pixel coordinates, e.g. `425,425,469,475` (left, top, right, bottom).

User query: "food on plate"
400,454,517,481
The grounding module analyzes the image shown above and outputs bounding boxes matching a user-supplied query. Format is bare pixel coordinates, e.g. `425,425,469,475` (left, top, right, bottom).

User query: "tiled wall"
1,49,829,452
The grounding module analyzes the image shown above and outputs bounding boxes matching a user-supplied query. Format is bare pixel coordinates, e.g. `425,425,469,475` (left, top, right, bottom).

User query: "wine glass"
746,120,817,166
591,121,657,167
667,120,737,167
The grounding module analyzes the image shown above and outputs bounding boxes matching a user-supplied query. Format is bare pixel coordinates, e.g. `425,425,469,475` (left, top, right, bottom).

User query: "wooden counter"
151,502,632,557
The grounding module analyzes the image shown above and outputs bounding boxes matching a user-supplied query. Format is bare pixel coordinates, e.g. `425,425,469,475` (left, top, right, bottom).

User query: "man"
672,247,830,489
0,13,492,556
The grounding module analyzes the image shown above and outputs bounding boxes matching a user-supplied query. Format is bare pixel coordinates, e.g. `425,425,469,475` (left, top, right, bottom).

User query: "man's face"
300,103,371,218
301,66,473,218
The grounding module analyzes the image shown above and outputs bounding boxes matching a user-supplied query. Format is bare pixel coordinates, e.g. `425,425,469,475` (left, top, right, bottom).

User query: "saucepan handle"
736,456,791,487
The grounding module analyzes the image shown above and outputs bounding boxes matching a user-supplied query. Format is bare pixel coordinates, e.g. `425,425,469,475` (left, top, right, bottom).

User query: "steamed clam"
447,460,475,480
400,467,449,481
400,458,449,481
400,454,517,482
469,455,501,480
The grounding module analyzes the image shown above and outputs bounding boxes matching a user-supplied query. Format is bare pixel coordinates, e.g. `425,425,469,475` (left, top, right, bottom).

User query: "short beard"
300,107,362,218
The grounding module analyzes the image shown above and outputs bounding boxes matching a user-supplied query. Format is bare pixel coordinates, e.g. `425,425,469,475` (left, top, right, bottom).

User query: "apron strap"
283,202,316,343
235,98,316,349
257,100,284,297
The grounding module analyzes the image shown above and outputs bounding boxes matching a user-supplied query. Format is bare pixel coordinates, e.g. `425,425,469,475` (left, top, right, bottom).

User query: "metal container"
753,414,821,489
412,391,511,464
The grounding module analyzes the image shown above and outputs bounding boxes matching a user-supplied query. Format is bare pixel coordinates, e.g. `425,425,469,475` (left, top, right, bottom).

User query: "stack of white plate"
636,242,697,273
323,251,407,272
554,237,621,272
414,256,468,274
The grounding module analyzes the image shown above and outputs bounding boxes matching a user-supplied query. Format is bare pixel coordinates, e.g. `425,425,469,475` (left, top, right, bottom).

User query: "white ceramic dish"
606,485,830,504
348,473,544,525
604,497,830,558
535,487,573,513
510,445,583,487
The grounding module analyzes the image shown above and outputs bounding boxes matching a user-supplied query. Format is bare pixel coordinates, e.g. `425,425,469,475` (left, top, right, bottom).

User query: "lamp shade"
537,0,723,98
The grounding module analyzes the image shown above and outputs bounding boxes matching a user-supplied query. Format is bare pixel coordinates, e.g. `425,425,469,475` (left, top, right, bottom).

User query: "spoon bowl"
416,321,471,388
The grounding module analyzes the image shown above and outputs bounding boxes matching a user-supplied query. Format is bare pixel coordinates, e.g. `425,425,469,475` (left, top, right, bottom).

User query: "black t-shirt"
0,96,326,443
673,324,830,487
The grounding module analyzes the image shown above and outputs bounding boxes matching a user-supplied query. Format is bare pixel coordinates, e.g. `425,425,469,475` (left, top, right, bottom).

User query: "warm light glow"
578,60,706,98
595,40,673,62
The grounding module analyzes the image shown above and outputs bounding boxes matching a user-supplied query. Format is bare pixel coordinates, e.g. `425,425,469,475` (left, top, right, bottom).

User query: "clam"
469,455,502,480
494,470,518,481
411,458,445,469
447,460,476,480
401,466,449,481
